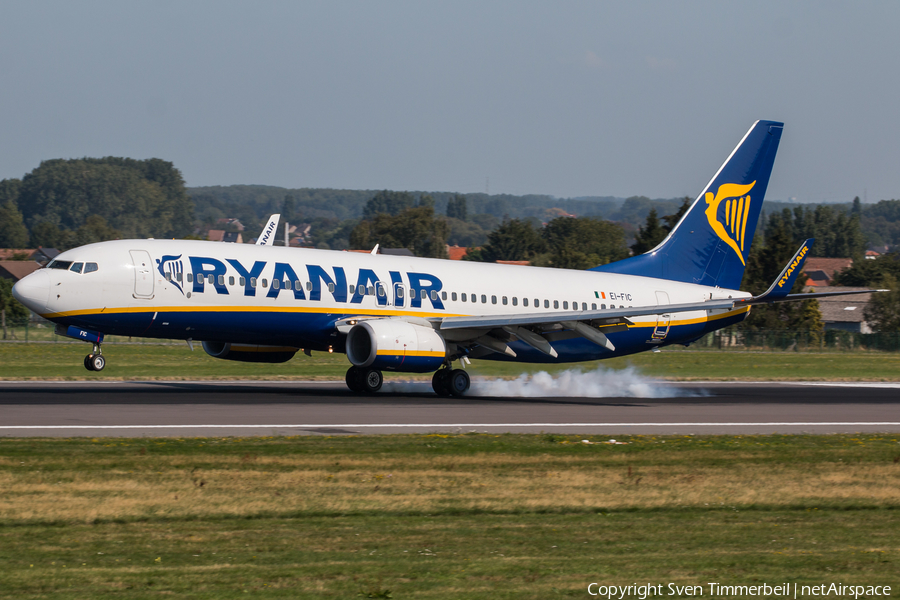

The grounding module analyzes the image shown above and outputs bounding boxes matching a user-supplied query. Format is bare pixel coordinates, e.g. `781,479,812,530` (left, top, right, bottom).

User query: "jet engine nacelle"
346,319,447,373
201,341,297,363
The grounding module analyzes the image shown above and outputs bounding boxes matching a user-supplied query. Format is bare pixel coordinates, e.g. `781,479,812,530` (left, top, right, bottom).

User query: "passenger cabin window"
563,301,568,309
187,273,194,283
240,277,246,286
451,292,457,301
543,299,549,308
554,300,559,309
229,276,235,286
218,275,225,286
327,282,335,293
273,279,280,290
358,285,365,295
173,270,180,281
165,272,172,281
592,303,597,310
70,262,84,274
512,297,517,306
491,295,497,304
601,304,606,309
461,293,467,302
430,290,437,301
377,285,386,297
441,291,447,301
250,277,257,288
306,281,312,291
421,290,427,300
396,287,404,299
262,279,268,288
582,302,587,310
368,286,374,295
523,298,528,307
295,281,303,291
481,294,487,304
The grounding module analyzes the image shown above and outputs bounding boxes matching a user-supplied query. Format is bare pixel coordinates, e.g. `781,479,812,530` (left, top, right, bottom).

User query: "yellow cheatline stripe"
41,305,463,320
41,304,750,330
375,350,445,357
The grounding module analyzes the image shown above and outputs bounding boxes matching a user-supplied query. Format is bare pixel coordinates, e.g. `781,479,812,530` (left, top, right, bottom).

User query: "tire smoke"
471,366,689,398
382,367,695,398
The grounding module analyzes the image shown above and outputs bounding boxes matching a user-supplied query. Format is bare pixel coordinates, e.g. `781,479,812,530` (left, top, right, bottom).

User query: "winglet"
753,239,814,302
256,214,281,246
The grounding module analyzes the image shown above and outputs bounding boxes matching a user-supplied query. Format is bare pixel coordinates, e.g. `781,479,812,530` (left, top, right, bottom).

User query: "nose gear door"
130,250,155,298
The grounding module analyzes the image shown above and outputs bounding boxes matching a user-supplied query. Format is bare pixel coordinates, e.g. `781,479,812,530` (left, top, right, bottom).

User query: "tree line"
0,157,193,250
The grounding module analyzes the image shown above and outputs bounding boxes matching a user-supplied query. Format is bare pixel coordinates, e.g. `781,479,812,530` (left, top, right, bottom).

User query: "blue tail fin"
592,120,783,290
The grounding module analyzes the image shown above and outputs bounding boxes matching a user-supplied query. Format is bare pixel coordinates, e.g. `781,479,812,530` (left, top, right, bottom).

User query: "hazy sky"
2,1,898,202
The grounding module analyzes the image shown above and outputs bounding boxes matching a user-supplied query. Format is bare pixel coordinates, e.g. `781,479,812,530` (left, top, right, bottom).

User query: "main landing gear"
345,366,383,393
344,365,471,396
84,343,105,372
432,367,470,397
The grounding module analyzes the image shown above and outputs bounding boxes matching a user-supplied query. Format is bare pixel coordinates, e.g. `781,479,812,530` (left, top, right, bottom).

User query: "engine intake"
201,341,297,363
346,320,447,373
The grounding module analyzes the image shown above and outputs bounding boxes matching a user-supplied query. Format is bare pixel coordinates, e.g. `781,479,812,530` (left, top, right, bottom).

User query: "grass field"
1,434,898,598
2,341,900,381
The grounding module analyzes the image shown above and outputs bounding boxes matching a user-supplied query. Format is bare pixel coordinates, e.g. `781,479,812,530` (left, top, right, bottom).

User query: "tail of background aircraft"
592,120,783,290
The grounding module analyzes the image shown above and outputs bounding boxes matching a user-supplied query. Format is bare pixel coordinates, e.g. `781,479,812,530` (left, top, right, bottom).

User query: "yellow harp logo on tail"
704,181,756,266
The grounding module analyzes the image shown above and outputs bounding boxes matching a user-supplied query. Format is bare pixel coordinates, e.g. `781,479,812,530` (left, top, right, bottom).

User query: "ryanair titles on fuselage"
172,254,445,310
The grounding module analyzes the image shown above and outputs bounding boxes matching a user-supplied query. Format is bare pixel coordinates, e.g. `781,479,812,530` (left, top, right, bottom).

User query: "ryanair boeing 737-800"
12,121,878,396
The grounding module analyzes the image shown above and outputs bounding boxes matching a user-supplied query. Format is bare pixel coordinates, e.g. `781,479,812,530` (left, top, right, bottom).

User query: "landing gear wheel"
448,369,470,397
432,369,452,397
345,366,365,393
84,355,95,371
90,354,106,372
361,368,383,393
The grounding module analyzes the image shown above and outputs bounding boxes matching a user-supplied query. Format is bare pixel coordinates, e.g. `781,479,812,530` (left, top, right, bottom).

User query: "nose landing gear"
84,343,105,372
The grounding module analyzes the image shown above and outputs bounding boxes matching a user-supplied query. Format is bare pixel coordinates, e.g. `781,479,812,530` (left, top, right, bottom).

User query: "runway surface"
1,380,899,436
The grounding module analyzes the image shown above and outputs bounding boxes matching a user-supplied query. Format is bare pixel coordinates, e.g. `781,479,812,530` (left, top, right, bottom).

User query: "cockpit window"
84,262,99,273
48,260,73,270
70,262,84,274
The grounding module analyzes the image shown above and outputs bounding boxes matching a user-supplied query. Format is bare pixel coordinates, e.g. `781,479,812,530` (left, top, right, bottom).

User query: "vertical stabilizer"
592,120,783,289
257,214,281,246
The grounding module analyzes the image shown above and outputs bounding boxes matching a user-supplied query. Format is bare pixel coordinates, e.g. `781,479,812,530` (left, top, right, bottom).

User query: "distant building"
208,230,242,243
447,245,469,260
0,261,41,282
865,250,881,260
803,257,853,287
807,286,874,333
495,260,530,266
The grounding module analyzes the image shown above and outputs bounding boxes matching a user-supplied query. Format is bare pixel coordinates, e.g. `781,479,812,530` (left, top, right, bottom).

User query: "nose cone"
12,270,51,313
